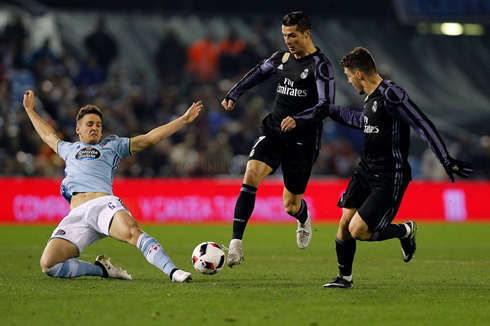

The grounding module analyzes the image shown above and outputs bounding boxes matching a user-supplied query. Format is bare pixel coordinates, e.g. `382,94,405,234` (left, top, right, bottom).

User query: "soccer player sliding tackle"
24,90,202,283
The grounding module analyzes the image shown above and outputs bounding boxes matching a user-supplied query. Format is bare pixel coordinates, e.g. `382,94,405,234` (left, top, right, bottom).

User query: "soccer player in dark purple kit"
221,11,335,267
318,47,473,288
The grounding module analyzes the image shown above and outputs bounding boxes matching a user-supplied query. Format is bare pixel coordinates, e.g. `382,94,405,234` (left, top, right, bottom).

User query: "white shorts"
50,195,128,256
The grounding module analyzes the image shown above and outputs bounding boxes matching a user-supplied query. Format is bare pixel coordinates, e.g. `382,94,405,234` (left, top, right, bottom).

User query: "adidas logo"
278,64,283,70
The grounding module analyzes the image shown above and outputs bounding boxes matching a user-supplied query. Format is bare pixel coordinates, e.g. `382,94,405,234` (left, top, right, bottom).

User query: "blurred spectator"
0,11,485,182
170,133,200,176
474,136,490,180
155,28,186,84
419,147,447,180
84,18,118,79
450,132,475,165
186,33,219,83
2,14,29,64
29,38,58,69
218,29,245,78
8,55,35,105
237,39,263,76
76,55,104,87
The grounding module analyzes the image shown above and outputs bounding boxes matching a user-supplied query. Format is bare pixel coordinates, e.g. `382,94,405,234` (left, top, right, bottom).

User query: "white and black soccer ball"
192,241,225,275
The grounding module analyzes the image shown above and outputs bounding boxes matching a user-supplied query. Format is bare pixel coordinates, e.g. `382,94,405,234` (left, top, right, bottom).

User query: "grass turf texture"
0,224,489,326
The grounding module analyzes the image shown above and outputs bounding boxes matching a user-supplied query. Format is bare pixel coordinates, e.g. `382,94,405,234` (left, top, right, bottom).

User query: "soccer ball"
192,241,225,275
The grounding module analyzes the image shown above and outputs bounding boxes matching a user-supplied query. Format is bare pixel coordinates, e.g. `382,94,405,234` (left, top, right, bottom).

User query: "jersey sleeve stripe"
392,99,449,165
225,51,279,101
56,139,61,155
293,56,335,120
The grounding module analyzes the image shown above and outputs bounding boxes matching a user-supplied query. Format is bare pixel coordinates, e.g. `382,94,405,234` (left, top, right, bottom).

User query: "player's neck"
294,43,317,59
364,74,383,95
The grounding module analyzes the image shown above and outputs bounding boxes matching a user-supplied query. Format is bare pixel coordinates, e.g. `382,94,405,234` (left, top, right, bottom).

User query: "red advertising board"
0,177,488,224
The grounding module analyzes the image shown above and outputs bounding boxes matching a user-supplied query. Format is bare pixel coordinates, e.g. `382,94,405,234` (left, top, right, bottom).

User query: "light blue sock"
137,233,177,277
43,258,104,278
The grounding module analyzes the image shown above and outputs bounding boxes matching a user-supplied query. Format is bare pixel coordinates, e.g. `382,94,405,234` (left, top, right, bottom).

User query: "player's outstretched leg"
400,221,417,262
94,255,132,280
227,239,244,267
137,233,192,282
43,258,106,279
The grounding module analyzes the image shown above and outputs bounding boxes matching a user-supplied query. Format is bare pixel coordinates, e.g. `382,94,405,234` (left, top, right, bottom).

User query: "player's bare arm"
131,101,203,154
23,90,60,153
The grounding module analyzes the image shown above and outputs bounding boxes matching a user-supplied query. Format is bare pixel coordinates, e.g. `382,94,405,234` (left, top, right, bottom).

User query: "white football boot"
94,254,132,280
227,239,244,267
296,211,312,249
171,270,193,283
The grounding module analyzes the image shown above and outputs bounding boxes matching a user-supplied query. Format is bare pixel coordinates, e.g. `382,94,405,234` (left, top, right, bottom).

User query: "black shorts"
338,169,410,232
249,135,319,194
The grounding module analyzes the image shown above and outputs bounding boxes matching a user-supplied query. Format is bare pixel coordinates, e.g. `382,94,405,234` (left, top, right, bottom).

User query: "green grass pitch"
1,223,489,325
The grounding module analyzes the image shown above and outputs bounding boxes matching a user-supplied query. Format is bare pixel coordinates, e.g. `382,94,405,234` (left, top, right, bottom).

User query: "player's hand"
281,116,297,132
444,157,474,183
182,101,203,124
23,90,35,112
221,98,235,111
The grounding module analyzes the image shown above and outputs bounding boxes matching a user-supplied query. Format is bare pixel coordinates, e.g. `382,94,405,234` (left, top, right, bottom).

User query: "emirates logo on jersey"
363,116,380,134
75,147,101,161
277,78,308,97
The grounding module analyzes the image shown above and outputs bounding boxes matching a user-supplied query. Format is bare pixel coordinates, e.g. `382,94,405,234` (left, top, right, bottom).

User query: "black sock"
293,199,308,224
368,224,406,241
232,184,257,240
336,237,356,277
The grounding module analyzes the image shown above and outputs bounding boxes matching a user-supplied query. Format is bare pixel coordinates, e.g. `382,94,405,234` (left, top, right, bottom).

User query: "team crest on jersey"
372,101,378,113
76,147,101,161
282,52,290,63
300,68,309,79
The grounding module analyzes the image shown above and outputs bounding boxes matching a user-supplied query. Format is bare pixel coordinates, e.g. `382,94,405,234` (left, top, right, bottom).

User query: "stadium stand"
0,4,488,179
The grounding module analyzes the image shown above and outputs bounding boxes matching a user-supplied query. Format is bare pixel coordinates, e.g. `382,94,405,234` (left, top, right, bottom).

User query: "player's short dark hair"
341,47,377,74
76,105,103,123
282,11,311,33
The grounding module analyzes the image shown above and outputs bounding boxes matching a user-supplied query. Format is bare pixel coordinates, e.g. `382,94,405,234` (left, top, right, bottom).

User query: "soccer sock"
232,184,257,240
43,259,104,278
335,237,356,277
137,233,177,277
367,224,407,241
292,199,308,224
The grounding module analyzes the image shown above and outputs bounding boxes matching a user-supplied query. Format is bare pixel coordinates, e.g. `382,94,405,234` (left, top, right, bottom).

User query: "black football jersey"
225,48,335,149
329,79,451,175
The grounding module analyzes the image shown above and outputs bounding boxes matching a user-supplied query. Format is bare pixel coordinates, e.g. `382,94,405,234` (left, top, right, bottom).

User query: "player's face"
76,113,102,144
282,25,310,57
344,67,365,95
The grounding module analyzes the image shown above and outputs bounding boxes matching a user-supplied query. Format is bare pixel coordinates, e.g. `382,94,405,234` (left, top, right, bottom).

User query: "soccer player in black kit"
319,47,473,288
221,11,335,267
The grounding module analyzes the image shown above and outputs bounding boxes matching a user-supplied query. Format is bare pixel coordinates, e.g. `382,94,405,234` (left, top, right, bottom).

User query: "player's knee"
40,256,60,273
128,226,144,246
283,202,300,216
243,168,264,187
349,225,370,240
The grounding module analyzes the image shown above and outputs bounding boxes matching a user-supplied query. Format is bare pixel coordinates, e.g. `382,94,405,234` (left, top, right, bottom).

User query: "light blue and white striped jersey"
57,134,132,203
